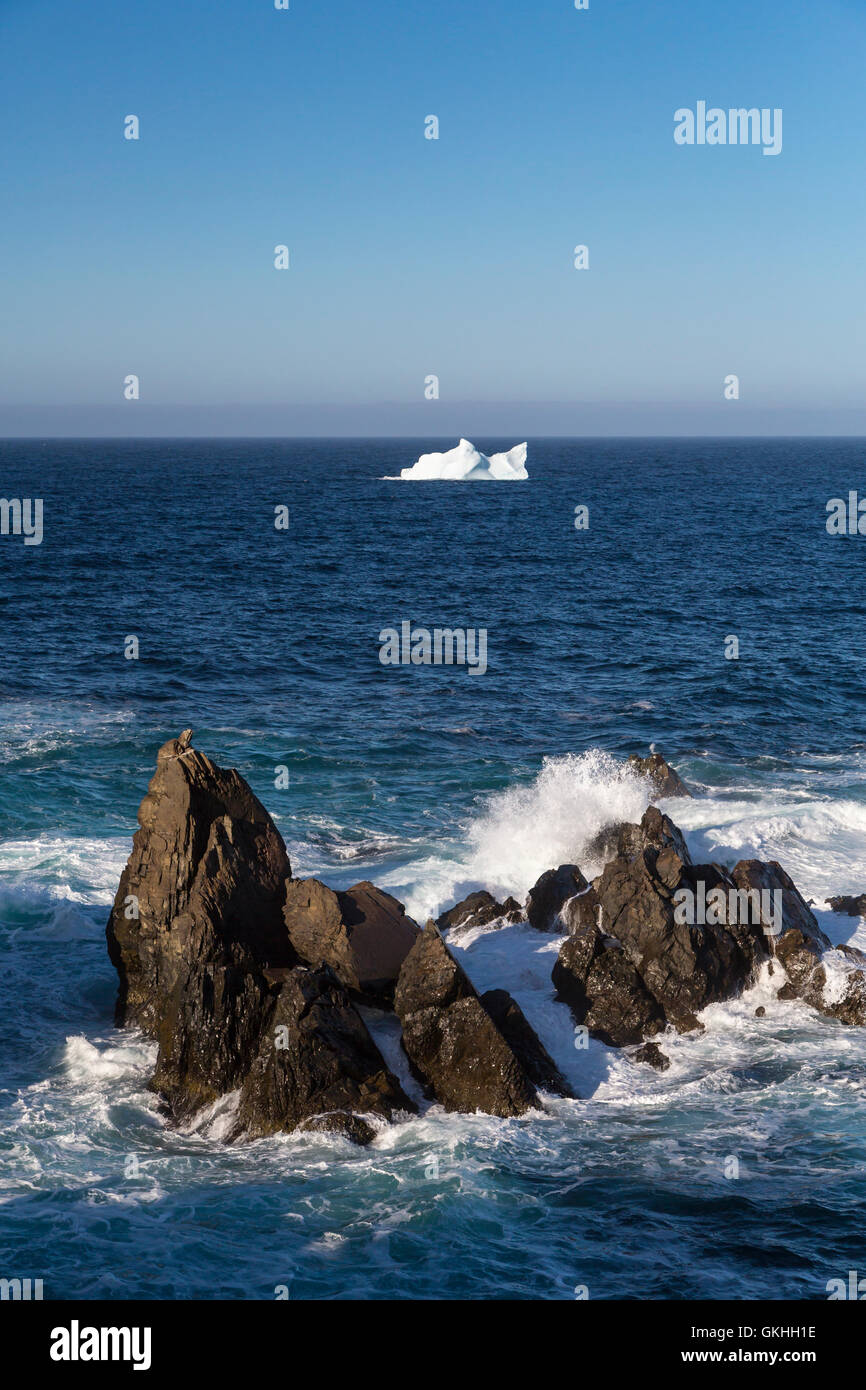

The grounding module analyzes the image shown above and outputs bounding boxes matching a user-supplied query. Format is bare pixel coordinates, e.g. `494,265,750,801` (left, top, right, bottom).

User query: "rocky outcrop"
553,829,866,1049
436,890,523,933
235,965,415,1143
730,861,866,1025
106,732,296,1117
283,877,419,1005
553,844,767,1045
394,923,542,1116
525,864,588,932
627,752,692,800
106,734,414,1142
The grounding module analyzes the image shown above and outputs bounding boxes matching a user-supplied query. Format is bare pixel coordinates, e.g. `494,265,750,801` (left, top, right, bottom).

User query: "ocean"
2,435,866,1300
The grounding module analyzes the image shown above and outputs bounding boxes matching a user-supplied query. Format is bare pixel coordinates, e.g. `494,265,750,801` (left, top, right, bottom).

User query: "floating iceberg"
387,439,528,481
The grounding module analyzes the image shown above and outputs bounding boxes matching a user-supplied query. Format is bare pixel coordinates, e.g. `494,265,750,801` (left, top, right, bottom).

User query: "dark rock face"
394,923,541,1116
553,833,866,1050
480,990,574,1097
553,921,667,1046
436,891,523,933
525,864,589,932
107,735,414,1141
283,877,419,1005
592,852,765,1029
586,807,693,871
235,966,415,1142
553,840,771,1048
106,734,296,1116
827,894,866,918
627,752,692,800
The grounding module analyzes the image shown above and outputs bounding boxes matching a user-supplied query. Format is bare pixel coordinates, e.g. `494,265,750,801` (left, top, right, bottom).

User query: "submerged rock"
525,864,589,931
436,890,523,934
394,923,541,1116
283,877,419,1005
632,1041,670,1071
627,752,692,800
827,893,866,918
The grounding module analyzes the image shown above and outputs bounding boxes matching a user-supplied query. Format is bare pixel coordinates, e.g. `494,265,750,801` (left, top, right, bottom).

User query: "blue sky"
1,0,864,434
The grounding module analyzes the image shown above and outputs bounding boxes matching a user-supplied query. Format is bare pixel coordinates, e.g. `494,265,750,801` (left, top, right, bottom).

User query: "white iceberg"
387,438,528,481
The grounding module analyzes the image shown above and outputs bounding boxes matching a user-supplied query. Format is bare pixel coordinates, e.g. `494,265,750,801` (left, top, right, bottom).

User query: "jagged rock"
283,877,419,1005
627,752,692,800
586,806,693,871
436,891,523,933
106,734,412,1142
827,894,866,918
727,862,866,1024
552,841,772,1048
592,852,766,1028
553,921,667,1046
731,861,830,948
632,1041,670,1071
394,923,541,1116
560,885,601,936
525,864,589,932
234,965,415,1142
480,989,574,1097
106,732,296,1116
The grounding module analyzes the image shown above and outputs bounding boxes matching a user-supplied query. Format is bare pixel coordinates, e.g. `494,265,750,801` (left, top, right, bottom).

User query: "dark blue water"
2,437,866,1299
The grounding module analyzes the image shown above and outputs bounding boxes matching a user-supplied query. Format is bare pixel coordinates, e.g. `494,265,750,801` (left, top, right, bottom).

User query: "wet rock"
755,1006,766,1017
283,877,419,1005
552,921,667,1046
632,1041,670,1071
627,752,692,800
827,894,866,918
552,845,774,1049
436,891,523,933
586,806,693,871
106,734,413,1142
480,989,574,1097
235,965,416,1142
560,884,602,936
525,864,589,932
106,732,296,1116
394,923,541,1116
593,852,766,1028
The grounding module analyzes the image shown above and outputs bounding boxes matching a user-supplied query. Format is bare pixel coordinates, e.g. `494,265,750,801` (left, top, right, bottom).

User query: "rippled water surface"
1,437,865,1299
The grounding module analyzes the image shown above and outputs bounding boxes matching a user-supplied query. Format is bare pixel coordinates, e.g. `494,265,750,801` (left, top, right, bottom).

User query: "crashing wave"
386,438,528,481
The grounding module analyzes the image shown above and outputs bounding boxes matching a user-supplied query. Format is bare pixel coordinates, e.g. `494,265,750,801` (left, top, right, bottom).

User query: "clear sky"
1,0,864,434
